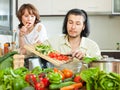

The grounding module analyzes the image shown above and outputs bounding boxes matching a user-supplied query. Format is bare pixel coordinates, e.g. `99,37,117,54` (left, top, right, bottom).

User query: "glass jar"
4,43,9,55
0,43,2,56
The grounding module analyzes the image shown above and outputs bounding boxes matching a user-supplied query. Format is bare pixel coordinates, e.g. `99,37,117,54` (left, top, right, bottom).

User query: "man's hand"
72,50,85,60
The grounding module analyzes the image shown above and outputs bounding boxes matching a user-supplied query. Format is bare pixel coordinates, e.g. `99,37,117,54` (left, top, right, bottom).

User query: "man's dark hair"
62,8,90,37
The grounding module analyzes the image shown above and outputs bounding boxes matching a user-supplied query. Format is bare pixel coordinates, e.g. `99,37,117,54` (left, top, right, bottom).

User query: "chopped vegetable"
35,44,54,55
82,56,99,64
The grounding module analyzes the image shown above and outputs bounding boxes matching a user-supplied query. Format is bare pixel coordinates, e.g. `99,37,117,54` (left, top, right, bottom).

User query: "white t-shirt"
13,23,48,48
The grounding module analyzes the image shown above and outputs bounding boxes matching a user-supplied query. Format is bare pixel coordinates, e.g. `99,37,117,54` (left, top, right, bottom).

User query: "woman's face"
21,9,36,28
67,14,85,38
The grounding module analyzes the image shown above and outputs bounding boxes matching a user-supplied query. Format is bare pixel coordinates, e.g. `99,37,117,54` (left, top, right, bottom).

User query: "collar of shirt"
60,35,88,53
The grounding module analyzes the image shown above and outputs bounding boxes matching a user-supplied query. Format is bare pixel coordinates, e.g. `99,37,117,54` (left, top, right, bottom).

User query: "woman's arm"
19,35,26,54
19,26,27,55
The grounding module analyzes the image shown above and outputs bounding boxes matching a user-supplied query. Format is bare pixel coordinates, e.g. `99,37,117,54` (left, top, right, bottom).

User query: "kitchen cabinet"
17,0,52,15
76,0,112,13
51,0,76,15
17,0,112,15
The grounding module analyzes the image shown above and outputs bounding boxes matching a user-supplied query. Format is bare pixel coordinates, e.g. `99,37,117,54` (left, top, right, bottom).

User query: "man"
43,9,101,71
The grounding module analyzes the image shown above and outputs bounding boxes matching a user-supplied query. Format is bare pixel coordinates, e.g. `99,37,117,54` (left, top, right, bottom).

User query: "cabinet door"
18,0,52,15
112,0,120,14
51,0,76,15
76,0,112,13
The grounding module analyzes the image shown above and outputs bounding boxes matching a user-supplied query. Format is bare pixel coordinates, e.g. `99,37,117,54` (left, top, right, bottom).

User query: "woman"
13,3,48,54
43,8,101,71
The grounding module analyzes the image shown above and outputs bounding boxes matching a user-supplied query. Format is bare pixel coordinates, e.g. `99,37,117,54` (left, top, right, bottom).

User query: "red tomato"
40,78,50,87
62,69,73,78
56,56,63,60
74,76,82,83
61,56,69,61
48,52,58,58
35,82,45,90
25,73,37,85
38,73,50,87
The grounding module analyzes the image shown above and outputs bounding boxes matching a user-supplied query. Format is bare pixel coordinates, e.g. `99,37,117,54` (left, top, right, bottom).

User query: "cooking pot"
88,57,120,74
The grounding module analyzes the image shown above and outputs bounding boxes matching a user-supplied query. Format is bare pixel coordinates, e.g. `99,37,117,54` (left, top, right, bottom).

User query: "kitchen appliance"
28,57,42,70
88,57,120,74
25,56,54,70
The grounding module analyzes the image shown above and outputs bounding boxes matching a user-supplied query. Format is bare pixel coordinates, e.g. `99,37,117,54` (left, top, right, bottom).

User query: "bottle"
6,42,11,52
4,43,9,55
0,43,2,56
11,41,16,51
116,42,120,50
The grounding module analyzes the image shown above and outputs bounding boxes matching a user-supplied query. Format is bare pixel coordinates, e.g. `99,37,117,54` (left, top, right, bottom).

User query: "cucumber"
22,86,34,90
0,51,18,63
49,81,75,90
63,77,73,82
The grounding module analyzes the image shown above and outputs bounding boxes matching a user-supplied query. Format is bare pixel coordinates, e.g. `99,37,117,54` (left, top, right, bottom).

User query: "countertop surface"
101,50,120,52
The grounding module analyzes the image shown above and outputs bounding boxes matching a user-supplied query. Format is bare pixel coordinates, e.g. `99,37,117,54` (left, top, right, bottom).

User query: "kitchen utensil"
24,44,72,66
88,57,120,74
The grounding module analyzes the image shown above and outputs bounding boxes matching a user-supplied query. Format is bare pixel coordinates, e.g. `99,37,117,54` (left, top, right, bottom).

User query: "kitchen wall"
1,0,120,50
12,15,120,50
0,35,12,48
42,16,120,50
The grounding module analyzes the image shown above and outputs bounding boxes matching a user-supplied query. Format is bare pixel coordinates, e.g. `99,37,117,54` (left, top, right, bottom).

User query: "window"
0,0,12,35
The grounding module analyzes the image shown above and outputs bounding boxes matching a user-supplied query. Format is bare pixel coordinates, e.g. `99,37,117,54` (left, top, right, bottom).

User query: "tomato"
38,73,46,78
62,68,73,78
48,52,58,58
38,73,50,87
25,73,37,85
48,52,69,61
34,82,45,90
61,55,69,61
74,76,82,83
56,56,63,60
40,78,50,87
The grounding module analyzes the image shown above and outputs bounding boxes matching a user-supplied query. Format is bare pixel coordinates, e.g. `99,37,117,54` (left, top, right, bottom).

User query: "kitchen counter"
101,50,120,59
101,50,120,52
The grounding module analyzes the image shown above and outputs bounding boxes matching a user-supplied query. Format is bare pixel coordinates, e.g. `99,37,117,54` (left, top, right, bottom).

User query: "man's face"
67,14,85,38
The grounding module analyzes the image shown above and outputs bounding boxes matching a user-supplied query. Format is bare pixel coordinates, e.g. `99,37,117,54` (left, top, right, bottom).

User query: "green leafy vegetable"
80,67,120,90
0,56,13,70
35,44,55,55
82,57,99,64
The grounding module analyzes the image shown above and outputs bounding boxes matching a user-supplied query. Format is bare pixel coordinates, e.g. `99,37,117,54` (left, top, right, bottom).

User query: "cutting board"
24,44,72,66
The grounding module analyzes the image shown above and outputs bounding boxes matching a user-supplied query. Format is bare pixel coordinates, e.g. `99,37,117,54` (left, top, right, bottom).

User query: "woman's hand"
19,23,30,37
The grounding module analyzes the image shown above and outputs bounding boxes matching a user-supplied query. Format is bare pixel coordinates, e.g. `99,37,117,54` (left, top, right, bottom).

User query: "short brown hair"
17,3,40,28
